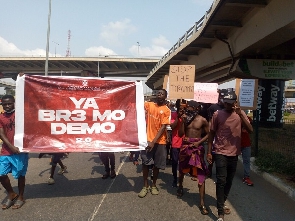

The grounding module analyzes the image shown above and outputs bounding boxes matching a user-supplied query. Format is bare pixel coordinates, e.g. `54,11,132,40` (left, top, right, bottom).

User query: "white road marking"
88,153,128,221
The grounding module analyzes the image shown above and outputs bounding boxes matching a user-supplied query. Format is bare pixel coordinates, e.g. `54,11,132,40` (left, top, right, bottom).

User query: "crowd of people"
0,84,254,221
137,88,253,221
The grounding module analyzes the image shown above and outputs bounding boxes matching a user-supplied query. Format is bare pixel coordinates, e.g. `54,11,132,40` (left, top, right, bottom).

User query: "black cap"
223,91,237,104
187,100,200,108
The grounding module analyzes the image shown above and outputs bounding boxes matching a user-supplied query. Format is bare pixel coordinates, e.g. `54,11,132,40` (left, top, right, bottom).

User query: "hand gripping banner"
14,75,147,152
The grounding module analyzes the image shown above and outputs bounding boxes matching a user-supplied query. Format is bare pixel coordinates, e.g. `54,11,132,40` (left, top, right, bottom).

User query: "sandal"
177,186,184,197
223,205,231,215
198,205,209,215
2,195,19,210
11,200,25,209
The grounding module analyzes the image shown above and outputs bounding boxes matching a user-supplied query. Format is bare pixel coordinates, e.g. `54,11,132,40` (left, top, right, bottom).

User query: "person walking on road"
207,90,226,178
39,153,67,185
100,152,116,179
169,99,185,187
0,95,29,209
177,100,210,215
207,91,253,221
129,151,140,165
138,89,170,198
241,116,254,186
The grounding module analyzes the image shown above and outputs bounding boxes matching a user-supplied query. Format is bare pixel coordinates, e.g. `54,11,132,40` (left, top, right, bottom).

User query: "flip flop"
2,195,19,210
11,200,25,209
223,205,231,215
198,205,209,215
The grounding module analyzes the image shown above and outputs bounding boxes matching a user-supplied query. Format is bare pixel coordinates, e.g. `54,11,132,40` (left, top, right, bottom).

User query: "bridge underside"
0,57,158,81
147,0,295,89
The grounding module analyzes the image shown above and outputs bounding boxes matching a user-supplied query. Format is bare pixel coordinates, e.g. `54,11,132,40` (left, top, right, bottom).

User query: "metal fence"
252,119,295,160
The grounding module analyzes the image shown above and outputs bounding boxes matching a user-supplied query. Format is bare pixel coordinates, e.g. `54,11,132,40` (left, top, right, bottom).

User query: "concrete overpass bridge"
0,79,16,89
146,0,295,89
0,56,158,81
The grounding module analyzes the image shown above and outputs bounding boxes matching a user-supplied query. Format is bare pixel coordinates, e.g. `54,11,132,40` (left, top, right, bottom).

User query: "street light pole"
137,42,140,57
45,0,51,76
52,41,59,57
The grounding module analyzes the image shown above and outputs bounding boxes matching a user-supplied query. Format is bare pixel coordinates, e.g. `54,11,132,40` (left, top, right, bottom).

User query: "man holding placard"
207,91,253,221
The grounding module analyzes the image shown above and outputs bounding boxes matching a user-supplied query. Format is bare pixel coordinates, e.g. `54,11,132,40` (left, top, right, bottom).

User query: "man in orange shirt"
138,89,171,198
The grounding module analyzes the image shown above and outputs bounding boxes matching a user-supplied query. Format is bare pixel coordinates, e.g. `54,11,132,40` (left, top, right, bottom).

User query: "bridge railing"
149,0,219,75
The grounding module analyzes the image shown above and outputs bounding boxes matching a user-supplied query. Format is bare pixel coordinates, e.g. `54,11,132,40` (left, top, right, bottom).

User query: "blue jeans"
214,154,238,216
241,146,251,178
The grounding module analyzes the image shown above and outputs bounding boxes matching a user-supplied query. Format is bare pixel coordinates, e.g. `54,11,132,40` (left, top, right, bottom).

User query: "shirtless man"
178,100,210,215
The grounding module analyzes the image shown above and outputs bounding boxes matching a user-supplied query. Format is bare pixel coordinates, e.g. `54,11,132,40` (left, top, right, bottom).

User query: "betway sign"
232,59,295,79
254,80,285,128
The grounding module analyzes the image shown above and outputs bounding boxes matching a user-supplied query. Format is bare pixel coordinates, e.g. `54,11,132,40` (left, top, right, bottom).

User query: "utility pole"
137,42,140,57
66,30,71,57
45,0,51,76
52,41,59,57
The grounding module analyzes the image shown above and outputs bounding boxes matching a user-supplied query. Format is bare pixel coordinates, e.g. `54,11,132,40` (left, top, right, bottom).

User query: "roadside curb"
238,156,295,202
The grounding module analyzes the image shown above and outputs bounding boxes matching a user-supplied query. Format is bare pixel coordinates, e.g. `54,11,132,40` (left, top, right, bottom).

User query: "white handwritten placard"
235,78,258,110
239,79,255,107
194,82,219,103
168,65,195,99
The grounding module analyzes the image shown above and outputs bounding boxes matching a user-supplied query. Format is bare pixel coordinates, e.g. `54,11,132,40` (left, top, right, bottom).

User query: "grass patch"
255,149,295,176
252,116,295,178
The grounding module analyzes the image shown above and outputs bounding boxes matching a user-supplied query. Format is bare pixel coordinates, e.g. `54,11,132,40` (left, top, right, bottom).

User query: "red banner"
15,75,147,152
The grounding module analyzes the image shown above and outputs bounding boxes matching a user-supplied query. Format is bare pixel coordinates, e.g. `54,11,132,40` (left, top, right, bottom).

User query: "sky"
0,0,238,94
0,0,214,58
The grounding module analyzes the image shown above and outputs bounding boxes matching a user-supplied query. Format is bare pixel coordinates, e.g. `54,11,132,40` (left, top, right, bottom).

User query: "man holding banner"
138,89,171,198
0,95,28,209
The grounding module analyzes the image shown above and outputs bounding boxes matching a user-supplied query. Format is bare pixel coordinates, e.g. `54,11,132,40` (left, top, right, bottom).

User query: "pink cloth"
179,137,208,184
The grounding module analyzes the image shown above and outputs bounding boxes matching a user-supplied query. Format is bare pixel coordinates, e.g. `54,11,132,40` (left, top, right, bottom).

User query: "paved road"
1,152,295,221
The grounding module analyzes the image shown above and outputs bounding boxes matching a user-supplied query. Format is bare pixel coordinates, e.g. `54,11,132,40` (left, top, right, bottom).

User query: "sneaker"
172,180,177,188
150,186,159,195
58,166,67,175
48,177,55,185
138,187,149,198
243,177,254,186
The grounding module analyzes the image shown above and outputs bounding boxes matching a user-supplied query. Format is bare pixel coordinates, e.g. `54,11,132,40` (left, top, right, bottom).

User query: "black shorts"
141,144,167,170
